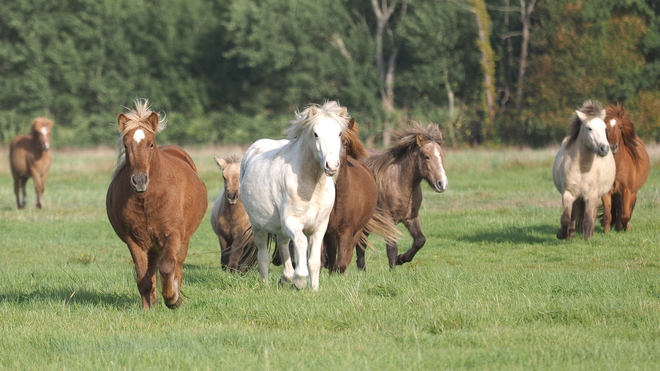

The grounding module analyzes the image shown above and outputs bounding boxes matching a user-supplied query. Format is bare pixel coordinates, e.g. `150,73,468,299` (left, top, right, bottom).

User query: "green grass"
1,146,660,370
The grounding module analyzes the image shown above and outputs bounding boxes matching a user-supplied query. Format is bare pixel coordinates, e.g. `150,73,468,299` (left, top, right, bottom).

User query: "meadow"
1,145,660,370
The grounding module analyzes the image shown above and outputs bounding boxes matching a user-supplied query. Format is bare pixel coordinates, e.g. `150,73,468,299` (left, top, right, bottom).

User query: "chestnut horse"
358,122,448,269
600,104,650,232
9,117,54,209
323,119,400,273
106,99,207,310
553,100,615,240
210,155,255,272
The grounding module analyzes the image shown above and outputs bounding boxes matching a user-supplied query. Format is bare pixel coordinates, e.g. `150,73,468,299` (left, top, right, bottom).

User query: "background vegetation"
2,0,660,148
1,146,660,369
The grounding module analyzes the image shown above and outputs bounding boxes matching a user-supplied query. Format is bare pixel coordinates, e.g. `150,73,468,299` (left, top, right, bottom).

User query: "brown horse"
106,99,207,310
210,155,255,272
9,117,54,209
358,122,448,269
323,119,400,273
601,104,650,232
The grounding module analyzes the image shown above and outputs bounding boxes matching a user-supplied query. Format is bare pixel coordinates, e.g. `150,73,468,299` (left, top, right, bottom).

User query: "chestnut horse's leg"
601,192,613,234
324,233,338,272
395,217,426,266
128,241,158,310
620,189,636,231
355,241,367,271
31,169,45,209
333,231,360,274
160,234,185,309
12,173,25,209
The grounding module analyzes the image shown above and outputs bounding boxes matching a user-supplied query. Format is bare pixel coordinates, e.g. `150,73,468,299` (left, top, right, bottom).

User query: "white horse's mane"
285,101,350,140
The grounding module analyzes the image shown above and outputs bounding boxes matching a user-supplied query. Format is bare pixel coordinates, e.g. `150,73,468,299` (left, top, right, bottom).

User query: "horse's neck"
289,139,326,182
576,141,597,163
391,155,422,194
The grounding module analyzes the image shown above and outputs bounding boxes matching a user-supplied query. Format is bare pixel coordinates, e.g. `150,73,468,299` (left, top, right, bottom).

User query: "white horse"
240,101,349,290
553,100,616,240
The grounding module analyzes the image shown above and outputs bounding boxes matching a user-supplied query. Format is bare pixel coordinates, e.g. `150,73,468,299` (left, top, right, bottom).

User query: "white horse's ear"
576,110,587,122
599,109,606,120
214,157,227,171
117,113,129,132
339,107,348,117
309,106,318,117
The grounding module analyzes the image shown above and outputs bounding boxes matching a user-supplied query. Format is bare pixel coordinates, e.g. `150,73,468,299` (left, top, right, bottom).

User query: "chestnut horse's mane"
606,103,643,162
566,100,604,148
369,121,444,180
343,120,368,160
285,101,350,140
112,99,167,179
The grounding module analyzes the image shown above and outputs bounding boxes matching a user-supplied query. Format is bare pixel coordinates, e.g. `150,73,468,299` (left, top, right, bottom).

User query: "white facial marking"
40,127,49,135
609,119,617,127
434,148,441,158
133,129,146,143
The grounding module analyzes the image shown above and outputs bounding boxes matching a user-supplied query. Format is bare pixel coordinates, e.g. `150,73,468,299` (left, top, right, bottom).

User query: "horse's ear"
339,106,348,117
309,106,318,117
575,110,587,122
214,157,228,171
117,113,129,132
416,134,428,147
348,118,355,131
145,112,160,132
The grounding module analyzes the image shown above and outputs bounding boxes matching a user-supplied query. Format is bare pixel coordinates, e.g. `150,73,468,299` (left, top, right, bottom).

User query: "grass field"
1,144,660,370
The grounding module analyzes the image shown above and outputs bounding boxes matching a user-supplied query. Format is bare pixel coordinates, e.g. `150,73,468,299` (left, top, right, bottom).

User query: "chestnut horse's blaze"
9,117,54,209
106,99,207,310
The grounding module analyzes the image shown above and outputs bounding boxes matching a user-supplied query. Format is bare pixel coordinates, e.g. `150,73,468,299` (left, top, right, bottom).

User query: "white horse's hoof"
292,275,308,290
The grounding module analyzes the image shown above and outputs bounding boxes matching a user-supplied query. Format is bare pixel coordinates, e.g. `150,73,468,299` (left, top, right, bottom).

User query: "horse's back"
160,145,198,173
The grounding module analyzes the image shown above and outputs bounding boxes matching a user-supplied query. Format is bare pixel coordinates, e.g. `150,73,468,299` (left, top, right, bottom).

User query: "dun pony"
10,117,54,209
106,99,207,310
210,155,256,272
553,100,615,240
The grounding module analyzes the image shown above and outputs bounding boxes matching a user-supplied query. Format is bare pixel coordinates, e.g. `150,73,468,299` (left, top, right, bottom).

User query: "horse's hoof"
292,276,308,290
165,296,182,309
556,228,566,240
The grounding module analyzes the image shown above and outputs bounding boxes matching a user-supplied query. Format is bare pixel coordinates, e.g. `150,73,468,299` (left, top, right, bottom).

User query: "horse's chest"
122,198,182,247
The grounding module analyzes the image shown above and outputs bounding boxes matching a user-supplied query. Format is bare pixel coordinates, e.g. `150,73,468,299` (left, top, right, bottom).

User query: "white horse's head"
576,103,610,157
287,102,349,177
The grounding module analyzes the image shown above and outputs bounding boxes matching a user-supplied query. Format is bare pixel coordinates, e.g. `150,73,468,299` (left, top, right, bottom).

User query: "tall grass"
1,145,660,370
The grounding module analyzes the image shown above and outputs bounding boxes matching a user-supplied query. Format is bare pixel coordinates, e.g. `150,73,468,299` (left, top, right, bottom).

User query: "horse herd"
8,99,649,310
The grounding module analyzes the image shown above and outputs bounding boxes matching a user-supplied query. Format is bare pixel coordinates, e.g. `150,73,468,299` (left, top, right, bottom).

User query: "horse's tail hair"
573,199,586,233
360,207,402,251
227,227,257,273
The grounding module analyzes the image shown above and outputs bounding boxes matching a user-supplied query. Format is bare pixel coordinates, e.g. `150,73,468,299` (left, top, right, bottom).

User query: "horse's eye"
424,155,430,160
588,127,592,131
314,132,318,138
339,132,343,137
149,142,154,148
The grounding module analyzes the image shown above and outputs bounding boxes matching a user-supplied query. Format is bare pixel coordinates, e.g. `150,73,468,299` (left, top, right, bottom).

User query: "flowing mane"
370,121,444,180
285,101,350,140
606,103,642,162
112,99,167,179
566,100,604,147
344,120,368,159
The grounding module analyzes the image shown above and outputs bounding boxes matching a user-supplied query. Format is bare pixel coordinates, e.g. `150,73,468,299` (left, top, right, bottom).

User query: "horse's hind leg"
13,174,27,209
582,198,599,240
277,235,294,284
356,242,367,271
395,217,426,267
557,192,575,240
253,229,271,283
324,233,338,272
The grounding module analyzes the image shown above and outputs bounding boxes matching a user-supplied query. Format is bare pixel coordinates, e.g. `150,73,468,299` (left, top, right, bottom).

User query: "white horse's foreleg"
308,227,327,292
253,229,270,283
558,191,576,240
583,196,599,240
277,235,294,284
282,221,309,289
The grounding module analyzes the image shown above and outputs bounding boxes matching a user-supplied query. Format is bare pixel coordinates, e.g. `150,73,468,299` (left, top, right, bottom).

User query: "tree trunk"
472,0,497,139
515,0,536,111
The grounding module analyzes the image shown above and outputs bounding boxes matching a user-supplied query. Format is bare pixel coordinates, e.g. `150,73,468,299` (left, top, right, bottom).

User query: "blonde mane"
285,101,350,140
112,99,167,179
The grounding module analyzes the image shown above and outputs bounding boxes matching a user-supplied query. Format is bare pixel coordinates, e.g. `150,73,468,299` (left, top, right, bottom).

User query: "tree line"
1,0,659,148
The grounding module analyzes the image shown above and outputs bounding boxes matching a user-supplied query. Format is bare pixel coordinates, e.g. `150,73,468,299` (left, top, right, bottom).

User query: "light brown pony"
358,122,448,269
601,104,650,232
210,155,255,272
323,119,400,273
106,99,207,310
9,117,54,209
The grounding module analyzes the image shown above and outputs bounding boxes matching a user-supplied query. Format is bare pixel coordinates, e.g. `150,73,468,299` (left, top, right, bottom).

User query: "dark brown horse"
323,119,400,273
601,104,650,232
210,155,255,272
106,99,207,310
358,122,448,269
9,117,54,209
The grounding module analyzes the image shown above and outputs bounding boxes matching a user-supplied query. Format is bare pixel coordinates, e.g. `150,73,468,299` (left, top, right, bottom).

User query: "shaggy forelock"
285,101,350,139
119,98,167,135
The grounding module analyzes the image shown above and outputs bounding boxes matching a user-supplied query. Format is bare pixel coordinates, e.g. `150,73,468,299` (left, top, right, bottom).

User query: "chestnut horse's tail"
360,207,402,251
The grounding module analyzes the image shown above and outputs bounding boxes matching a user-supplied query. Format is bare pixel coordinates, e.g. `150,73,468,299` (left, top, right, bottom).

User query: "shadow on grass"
0,288,136,309
461,224,559,245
